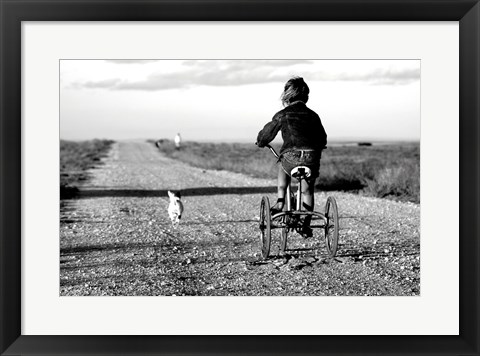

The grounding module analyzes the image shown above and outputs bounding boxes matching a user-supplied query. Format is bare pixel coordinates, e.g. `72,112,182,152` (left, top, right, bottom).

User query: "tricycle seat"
291,166,311,179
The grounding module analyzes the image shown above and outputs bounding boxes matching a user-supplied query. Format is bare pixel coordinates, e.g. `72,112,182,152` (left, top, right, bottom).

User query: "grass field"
151,140,420,203
60,139,114,196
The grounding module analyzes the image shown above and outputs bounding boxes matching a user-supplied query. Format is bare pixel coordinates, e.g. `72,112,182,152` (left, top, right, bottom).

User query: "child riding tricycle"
256,76,339,259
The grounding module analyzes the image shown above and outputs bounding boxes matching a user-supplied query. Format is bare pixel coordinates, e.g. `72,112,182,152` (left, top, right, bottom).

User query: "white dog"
167,190,184,228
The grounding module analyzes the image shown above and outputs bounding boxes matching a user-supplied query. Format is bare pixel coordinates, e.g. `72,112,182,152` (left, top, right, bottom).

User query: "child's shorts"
280,149,321,179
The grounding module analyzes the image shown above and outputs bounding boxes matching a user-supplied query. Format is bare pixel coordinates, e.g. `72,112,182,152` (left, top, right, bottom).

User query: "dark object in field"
155,139,167,148
60,185,79,199
358,142,373,146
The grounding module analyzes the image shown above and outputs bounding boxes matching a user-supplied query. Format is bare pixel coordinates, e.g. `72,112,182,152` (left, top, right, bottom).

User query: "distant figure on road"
174,133,182,150
256,77,327,237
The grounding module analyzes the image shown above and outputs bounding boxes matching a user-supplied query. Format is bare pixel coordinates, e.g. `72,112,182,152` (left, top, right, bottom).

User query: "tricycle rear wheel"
280,213,288,254
259,196,272,259
324,196,339,257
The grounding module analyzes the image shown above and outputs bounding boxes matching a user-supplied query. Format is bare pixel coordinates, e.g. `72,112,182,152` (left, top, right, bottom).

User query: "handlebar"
265,144,280,159
255,142,280,158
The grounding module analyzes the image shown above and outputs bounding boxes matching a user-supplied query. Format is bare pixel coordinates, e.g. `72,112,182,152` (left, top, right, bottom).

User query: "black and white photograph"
60,59,420,296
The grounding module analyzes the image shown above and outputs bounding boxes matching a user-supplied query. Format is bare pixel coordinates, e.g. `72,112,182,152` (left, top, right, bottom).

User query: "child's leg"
272,165,290,211
301,178,315,228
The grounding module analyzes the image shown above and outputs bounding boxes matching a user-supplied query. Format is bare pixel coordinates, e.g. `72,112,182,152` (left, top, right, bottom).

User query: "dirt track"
60,140,420,296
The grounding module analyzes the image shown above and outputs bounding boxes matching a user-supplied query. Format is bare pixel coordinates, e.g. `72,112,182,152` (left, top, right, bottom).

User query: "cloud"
104,60,159,64
329,67,421,85
181,59,313,67
115,61,295,91
73,60,420,91
81,78,122,89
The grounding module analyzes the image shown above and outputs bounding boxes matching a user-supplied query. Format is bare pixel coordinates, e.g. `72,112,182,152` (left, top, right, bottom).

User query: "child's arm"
256,114,282,147
318,116,328,148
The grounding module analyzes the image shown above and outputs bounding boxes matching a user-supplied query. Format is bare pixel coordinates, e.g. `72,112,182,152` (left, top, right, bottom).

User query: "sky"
60,59,420,143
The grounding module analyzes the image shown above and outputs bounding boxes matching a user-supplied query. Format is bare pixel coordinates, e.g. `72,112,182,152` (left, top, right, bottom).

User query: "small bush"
363,161,420,202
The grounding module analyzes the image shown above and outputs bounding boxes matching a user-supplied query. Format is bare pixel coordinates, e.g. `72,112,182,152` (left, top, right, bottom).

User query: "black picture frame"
1,0,479,355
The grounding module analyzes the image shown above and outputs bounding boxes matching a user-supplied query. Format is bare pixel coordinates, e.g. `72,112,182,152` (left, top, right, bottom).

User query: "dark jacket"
256,101,327,155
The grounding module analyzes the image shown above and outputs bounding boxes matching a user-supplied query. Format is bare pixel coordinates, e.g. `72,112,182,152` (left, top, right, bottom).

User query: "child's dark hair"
281,76,309,107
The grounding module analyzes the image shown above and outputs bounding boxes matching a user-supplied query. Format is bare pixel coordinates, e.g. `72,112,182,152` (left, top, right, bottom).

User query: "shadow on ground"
61,186,277,199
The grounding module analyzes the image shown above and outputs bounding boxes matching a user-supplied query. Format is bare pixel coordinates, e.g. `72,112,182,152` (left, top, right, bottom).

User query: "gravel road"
60,140,420,296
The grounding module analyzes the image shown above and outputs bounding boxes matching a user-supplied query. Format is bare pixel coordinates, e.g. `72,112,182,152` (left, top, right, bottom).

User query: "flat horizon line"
60,137,421,144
